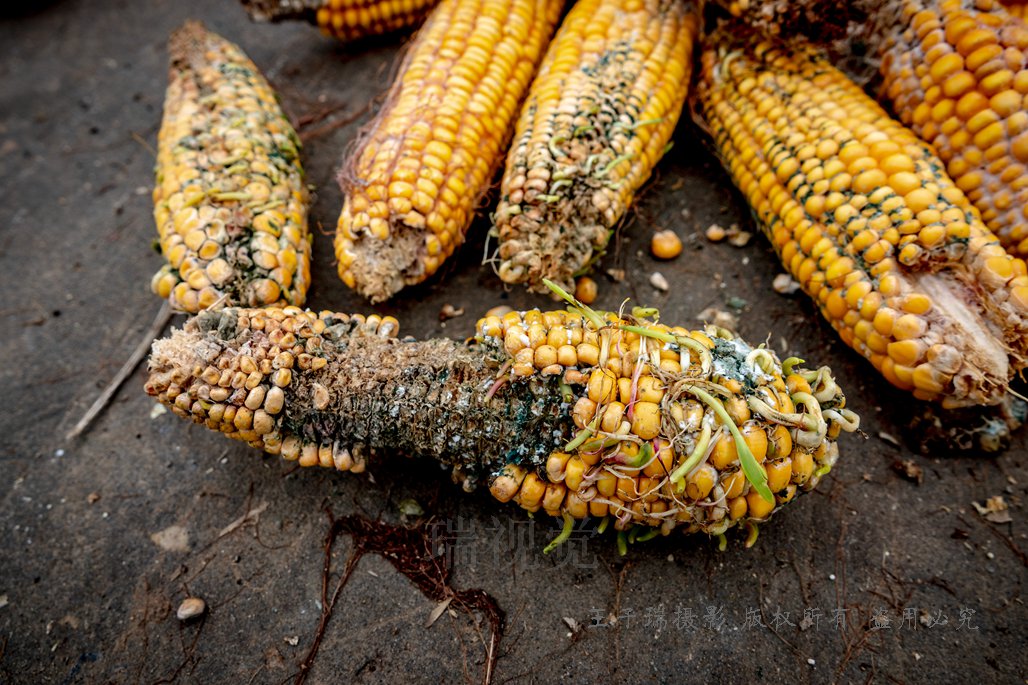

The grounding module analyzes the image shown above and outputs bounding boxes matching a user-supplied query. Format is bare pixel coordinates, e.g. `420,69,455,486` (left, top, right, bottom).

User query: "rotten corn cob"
145,294,858,543
493,0,698,292
241,0,439,41
334,0,564,302
695,32,1028,407
880,0,1028,256
152,22,311,313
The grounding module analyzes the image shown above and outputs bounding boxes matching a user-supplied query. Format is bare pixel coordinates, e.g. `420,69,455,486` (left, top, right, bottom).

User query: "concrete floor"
0,1,1025,683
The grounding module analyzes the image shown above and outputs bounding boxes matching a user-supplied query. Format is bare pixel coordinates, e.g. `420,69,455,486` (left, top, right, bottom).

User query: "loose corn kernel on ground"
880,0,1028,256
695,30,1028,407
334,0,564,302
152,22,311,313
146,299,858,543
493,0,698,292
241,0,439,41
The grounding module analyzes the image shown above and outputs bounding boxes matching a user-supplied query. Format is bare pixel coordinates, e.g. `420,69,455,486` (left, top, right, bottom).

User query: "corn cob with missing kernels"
333,0,564,302
695,31,1028,407
493,0,698,292
145,292,858,546
152,22,311,313
240,0,439,41
879,0,1028,256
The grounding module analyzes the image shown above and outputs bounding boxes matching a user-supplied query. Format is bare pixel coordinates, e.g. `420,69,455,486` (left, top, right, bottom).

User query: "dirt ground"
1,1,1026,683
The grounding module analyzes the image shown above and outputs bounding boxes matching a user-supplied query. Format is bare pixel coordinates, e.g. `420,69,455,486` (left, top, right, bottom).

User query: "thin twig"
66,301,173,441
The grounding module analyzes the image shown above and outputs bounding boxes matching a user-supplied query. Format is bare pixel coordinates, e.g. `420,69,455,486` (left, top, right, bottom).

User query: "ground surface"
1,1,1026,683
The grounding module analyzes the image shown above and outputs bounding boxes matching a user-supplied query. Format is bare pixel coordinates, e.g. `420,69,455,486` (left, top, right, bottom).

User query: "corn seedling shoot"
333,0,564,302
151,22,312,314
145,284,858,551
695,29,1028,408
492,0,698,292
240,0,440,41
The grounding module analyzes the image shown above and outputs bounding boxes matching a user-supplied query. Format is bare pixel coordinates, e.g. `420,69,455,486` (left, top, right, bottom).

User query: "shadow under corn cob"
333,0,564,302
493,0,698,292
152,22,311,313
145,297,858,543
694,30,1028,407
240,0,439,41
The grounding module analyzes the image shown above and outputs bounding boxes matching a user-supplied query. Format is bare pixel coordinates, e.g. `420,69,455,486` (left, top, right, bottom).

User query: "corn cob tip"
334,216,431,303
147,303,858,544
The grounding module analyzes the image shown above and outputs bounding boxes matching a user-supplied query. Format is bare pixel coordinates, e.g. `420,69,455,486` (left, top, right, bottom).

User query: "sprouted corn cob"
240,0,439,41
695,31,1028,407
880,0,1028,256
492,0,698,292
145,286,858,547
334,0,564,302
152,22,312,313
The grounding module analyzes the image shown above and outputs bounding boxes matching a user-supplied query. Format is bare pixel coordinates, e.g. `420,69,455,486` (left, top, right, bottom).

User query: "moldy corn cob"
145,291,858,544
695,32,1028,407
879,0,1028,256
493,0,698,292
333,0,564,302
241,0,439,41
152,22,311,313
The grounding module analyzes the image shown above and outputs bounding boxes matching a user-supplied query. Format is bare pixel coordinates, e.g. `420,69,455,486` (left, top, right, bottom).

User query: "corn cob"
879,0,1028,257
1002,0,1028,21
333,0,564,302
240,0,439,41
145,293,858,544
492,0,698,292
152,22,311,313
695,32,1028,407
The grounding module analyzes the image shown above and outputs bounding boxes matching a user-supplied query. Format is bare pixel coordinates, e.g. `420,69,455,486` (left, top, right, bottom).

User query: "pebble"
176,597,206,621
649,272,669,292
772,273,801,294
